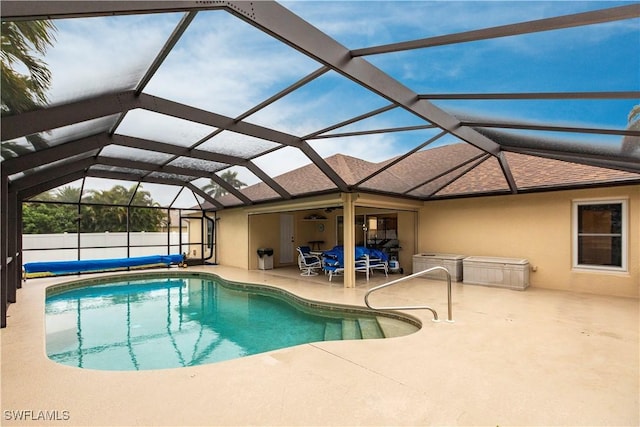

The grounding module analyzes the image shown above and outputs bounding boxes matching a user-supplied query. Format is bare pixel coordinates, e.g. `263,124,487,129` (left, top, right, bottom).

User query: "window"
573,199,627,271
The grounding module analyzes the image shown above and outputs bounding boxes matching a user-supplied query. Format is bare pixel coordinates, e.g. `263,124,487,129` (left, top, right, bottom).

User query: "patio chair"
324,257,370,281
322,246,371,281
297,246,322,276
367,248,389,277
323,264,344,281
355,255,370,281
322,247,344,281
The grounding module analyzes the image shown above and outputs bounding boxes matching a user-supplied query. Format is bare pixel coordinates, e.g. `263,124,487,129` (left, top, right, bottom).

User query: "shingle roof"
218,143,639,206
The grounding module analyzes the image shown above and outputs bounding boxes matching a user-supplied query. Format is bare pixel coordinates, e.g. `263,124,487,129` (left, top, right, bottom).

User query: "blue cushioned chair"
321,246,372,281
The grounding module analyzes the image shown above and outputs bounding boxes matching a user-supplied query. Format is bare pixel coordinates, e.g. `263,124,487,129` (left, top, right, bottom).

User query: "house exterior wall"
296,210,336,253
217,193,421,271
215,186,638,298
419,185,639,298
216,208,250,269
397,210,417,271
248,213,281,269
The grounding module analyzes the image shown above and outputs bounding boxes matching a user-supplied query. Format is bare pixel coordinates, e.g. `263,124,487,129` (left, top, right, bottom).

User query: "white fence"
22,232,189,263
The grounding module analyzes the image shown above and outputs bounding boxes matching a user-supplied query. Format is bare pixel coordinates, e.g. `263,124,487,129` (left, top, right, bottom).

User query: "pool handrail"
364,266,454,323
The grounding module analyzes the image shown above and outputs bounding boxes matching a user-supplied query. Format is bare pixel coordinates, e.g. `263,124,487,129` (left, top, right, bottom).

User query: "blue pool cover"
24,254,184,278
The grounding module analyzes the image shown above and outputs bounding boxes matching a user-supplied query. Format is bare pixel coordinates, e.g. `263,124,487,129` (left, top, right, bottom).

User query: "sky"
30,1,640,202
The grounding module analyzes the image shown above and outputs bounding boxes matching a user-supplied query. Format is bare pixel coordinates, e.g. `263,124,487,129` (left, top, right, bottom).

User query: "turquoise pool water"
45,273,419,370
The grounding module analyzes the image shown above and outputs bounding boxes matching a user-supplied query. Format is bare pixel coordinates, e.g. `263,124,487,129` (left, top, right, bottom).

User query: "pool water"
45,274,419,370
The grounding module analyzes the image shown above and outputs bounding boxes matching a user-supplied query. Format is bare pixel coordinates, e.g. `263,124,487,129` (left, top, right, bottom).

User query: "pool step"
358,317,384,339
341,319,360,340
323,318,386,341
324,322,343,341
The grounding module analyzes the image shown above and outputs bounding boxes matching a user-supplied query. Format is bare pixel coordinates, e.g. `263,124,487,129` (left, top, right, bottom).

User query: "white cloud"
309,133,402,162
252,146,312,179
143,11,320,118
45,14,181,105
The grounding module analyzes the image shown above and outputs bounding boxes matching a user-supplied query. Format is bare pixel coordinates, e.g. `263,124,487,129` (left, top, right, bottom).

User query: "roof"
216,143,640,207
1,1,639,211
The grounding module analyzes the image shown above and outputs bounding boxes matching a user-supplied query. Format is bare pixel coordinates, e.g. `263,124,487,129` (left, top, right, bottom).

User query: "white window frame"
572,198,628,272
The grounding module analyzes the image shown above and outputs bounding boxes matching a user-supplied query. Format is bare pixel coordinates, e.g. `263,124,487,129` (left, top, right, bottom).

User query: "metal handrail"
364,266,454,323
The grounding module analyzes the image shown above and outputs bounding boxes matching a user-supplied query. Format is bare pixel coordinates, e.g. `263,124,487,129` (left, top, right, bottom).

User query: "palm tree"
79,185,163,232
1,20,56,115
202,170,247,198
1,19,57,161
620,104,639,155
54,186,82,203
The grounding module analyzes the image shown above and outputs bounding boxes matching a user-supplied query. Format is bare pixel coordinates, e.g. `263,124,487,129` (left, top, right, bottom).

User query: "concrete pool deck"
1,265,638,426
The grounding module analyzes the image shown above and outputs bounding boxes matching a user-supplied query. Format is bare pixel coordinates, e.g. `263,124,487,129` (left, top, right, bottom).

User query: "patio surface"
1,264,638,426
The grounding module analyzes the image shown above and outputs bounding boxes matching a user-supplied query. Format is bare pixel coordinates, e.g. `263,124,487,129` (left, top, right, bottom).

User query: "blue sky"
39,1,639,194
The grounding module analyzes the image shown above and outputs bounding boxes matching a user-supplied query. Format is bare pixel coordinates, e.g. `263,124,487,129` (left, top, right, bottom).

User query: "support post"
16,199,23,290
1,172,9,327
7,189,18,303
342,193,356,288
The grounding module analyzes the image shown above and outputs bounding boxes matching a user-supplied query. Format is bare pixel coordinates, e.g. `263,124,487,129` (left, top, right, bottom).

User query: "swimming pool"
45,273,419,370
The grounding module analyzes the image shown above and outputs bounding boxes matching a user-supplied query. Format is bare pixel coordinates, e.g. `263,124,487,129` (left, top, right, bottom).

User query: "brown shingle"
507,152,639,189
218,144,639,205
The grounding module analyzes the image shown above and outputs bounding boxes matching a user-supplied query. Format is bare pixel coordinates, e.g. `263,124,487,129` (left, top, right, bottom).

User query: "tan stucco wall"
216,208,249,269
248,213,280,269
215,186,638,297
295,211,337,252
396,211,417,271
419,185,639,298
